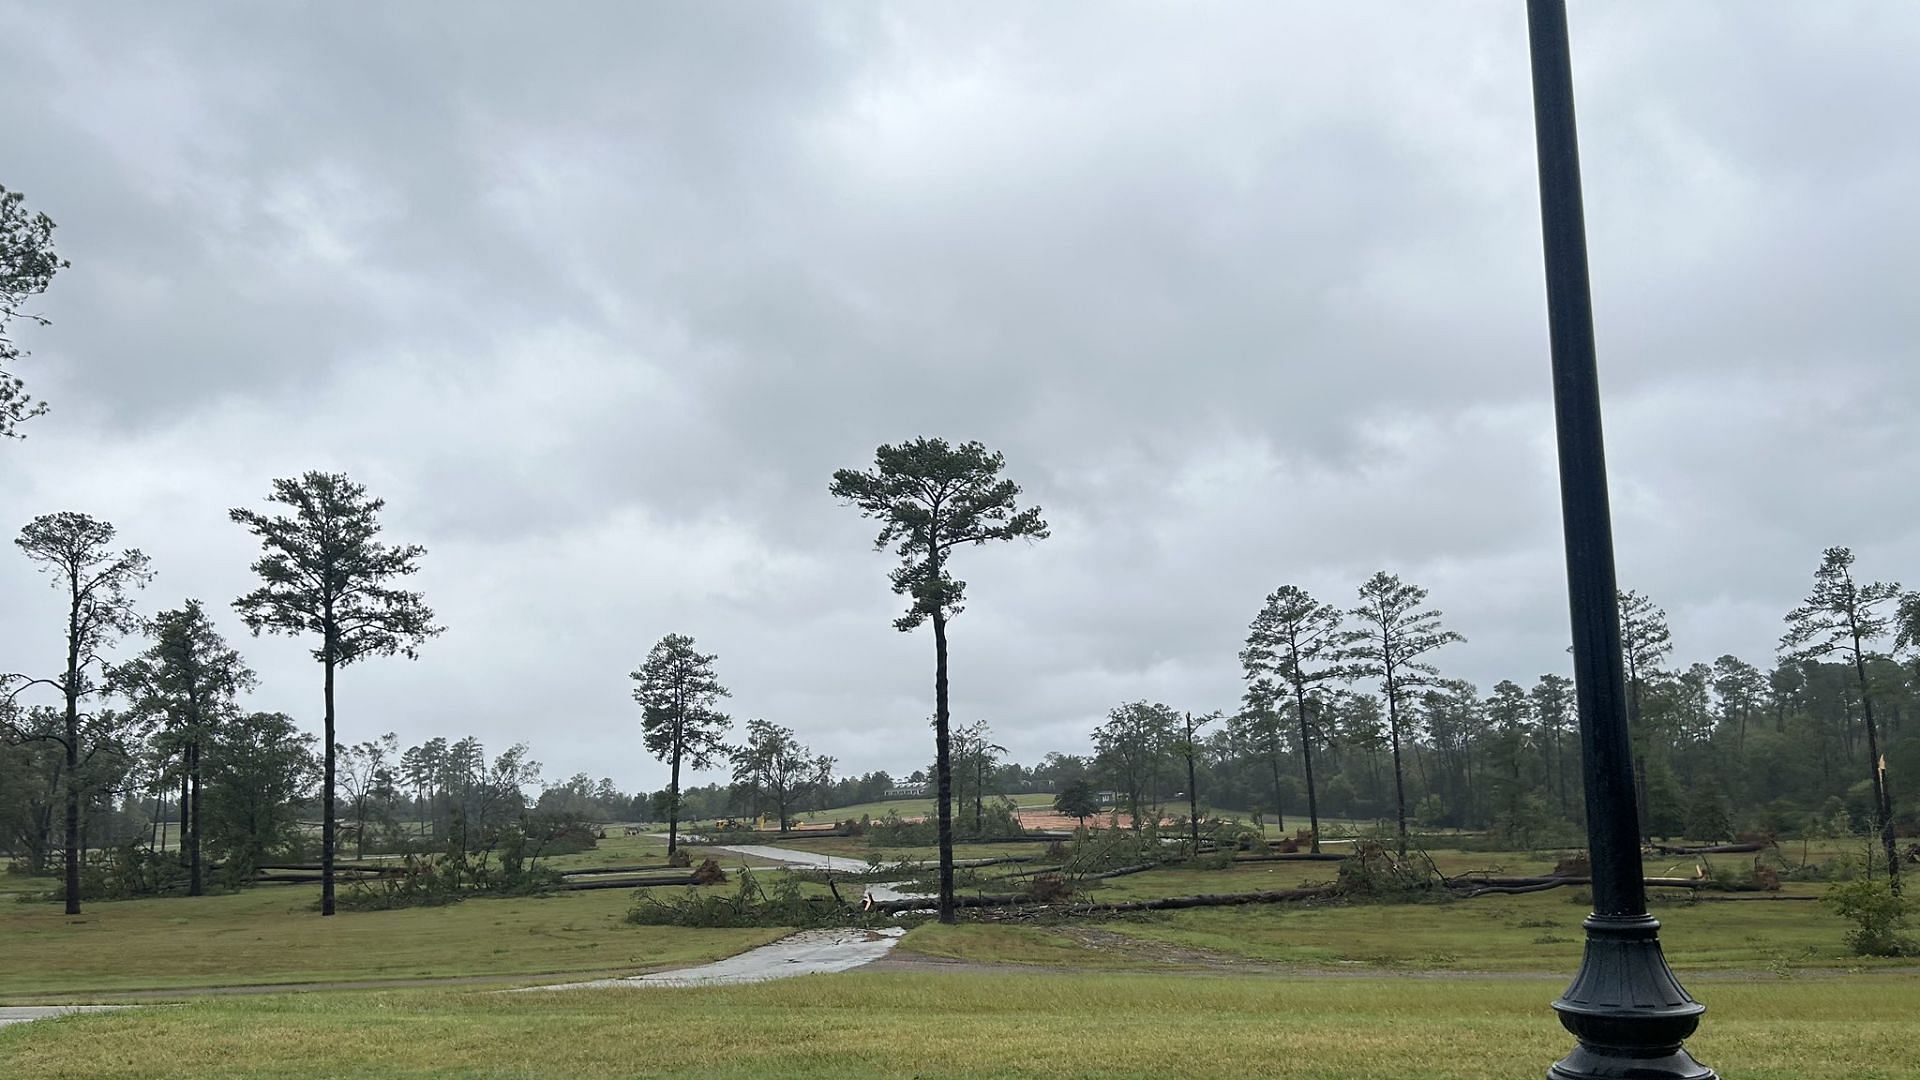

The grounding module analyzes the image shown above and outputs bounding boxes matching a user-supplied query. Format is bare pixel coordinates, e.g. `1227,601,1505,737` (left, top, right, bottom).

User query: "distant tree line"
1050,552,1920,891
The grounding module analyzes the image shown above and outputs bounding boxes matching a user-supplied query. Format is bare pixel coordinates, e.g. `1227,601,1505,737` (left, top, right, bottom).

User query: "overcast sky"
3,3,1915,794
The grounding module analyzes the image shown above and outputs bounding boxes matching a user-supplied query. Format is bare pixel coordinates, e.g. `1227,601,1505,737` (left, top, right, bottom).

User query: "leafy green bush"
1823,878,1918,957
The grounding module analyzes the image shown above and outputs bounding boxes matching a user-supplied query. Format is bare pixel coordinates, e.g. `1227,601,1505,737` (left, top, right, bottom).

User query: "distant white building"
884,783,929,799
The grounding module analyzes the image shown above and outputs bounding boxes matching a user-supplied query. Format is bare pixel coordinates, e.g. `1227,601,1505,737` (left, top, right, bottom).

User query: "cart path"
0,1006,128,1029
518,927,909,990
693,841,937,907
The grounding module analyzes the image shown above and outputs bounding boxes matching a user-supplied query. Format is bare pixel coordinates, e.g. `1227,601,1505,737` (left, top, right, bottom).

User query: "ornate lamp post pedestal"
1550,915,1710,1079
1525,2,1714,1076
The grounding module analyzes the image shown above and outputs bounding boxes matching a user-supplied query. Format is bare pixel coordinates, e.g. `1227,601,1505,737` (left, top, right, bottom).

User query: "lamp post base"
1548,914,1715,1080
1548,1044,1714,1080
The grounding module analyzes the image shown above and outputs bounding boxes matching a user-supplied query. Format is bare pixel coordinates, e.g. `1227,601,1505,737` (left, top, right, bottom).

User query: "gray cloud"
3,2,1915,792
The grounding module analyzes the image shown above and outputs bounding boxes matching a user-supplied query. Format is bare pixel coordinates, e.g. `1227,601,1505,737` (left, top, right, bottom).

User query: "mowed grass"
796,793,1057,824
0,884,785,998
536,829,671,870
2,971,1917,1078
768,835,1055,863
902,887,1905,974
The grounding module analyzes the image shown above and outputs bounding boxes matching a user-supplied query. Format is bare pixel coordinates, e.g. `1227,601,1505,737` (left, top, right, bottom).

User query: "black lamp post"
1524,2,1715,1077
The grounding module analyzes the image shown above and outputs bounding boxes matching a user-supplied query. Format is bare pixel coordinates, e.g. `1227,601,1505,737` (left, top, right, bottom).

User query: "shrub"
1823,878,1918,957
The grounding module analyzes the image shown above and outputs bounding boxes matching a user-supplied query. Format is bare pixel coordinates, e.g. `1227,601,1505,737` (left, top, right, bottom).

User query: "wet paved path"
0,1006,126,1028
521,927,909,990
703,843,876,873
695,841,936,908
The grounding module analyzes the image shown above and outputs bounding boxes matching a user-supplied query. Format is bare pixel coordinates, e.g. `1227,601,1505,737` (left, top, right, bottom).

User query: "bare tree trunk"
974,759,985,835
188,740,204,896
1384,671,1409,858
932,605,956,925
1295,685,1321,853
667,741,682,856
1388,708,1409,857
321,649,337,917
63,583,82,916
1185,713,1202,854
1267,744,1285,841
1854,645,1900,895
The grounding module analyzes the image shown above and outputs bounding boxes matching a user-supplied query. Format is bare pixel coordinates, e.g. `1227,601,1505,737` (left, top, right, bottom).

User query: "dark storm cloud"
2,2,1915,791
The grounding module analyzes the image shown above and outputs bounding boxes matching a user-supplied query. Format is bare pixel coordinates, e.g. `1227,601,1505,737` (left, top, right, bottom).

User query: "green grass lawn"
536,829,671,870
0,883,784,998
0,873,58,897
2,971,1916,1078
901,882,1908,974
797,793,1057,824
760,834,1055,863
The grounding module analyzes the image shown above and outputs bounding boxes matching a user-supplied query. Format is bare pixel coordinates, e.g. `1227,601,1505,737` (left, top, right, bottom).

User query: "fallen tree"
1649,841,1768,856
554,863,675,877
1082,861,1163,881
560,874,707,891
866,892,1028,915
1064,885,1339,914
1449,875,1705,898
868,884,1344,916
